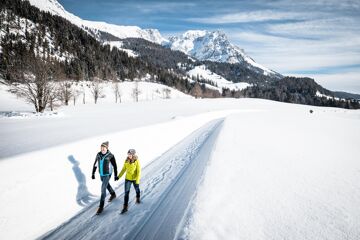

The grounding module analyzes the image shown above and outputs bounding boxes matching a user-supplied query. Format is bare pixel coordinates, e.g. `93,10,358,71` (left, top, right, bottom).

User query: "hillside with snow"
187,65,251,91
0,9,74,62
27,0,167,44
26,0,279,79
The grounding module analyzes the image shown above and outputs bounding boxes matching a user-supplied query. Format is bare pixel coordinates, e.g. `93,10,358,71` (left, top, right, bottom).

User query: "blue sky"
59,0,360,93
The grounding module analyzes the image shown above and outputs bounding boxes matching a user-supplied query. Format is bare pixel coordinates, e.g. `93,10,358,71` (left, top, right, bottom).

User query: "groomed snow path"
39,119,224,240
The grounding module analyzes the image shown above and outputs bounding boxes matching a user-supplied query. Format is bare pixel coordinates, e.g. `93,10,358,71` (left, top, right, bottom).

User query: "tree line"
221,77,360,109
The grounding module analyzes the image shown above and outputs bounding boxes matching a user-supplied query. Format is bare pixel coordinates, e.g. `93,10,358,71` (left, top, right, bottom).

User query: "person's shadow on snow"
68,155,97,206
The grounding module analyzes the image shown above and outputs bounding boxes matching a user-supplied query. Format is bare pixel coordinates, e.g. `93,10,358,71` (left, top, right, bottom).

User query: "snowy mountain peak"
167,30,277,76
28,0,65,14
27,0,83,26
183,30,207,39
27,0,166,44
143,29,168,44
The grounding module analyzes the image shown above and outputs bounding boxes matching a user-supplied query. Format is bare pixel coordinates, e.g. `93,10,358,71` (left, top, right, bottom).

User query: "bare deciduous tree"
132,81,141,102
48,85,60,111
162,88,171,99
112,81,122,103
10,59,55,112
58,81,73,106
73,89,81,106
91,78,103,104
190,82,202,99
81,83,87,104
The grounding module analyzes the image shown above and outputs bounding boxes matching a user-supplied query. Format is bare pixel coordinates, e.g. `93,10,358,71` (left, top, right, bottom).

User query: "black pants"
124,179,140,205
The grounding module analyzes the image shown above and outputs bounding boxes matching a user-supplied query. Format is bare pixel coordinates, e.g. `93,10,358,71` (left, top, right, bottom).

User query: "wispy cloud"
267,17,360,39
187,10,310,24
227,30,360,72
263,0,360,12
128,1,198,14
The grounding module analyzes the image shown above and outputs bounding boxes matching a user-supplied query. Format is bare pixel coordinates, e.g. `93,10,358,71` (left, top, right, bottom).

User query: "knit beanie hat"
127,149,136,155
101,141,109,148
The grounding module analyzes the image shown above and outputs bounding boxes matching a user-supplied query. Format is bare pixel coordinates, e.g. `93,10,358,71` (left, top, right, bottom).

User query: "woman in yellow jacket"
118,149,141,214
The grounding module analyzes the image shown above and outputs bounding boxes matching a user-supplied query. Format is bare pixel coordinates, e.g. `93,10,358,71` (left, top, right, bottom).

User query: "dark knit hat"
101,141,109,148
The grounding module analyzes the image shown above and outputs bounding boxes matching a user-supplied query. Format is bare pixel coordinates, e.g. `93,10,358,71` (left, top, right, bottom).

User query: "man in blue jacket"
92,141,118,215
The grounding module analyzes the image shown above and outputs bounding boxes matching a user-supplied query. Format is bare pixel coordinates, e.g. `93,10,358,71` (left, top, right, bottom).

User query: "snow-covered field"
183,108,360,240
0,82,360,240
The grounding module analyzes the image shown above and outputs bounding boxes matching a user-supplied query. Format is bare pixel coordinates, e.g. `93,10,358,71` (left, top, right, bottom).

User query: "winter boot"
96,207,103,215
108,193,116,202
120,205,128,214
136,196,141,204
96,201,104,215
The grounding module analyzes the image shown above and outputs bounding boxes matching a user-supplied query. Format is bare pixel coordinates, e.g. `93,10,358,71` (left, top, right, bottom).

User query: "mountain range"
27,0,281,79
0,0,359,109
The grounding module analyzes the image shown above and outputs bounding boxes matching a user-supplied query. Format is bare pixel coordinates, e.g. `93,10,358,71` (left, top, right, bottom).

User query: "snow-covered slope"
188,65,251,91
316,90,341,101
0,10,74,62
103,41,138,57
168,30,278,76
27,0,167,44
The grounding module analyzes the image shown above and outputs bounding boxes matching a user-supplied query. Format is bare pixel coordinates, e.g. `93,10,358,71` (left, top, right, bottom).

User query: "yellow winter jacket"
118,157,141,184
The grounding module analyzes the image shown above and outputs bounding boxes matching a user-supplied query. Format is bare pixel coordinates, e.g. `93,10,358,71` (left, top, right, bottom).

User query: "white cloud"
227,30,360,69
267,17,360,38
133,2,197,14
187,10,310,24
263,0,360,12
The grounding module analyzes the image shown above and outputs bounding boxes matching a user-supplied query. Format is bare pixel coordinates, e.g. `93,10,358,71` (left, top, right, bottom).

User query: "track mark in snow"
40,119,224,240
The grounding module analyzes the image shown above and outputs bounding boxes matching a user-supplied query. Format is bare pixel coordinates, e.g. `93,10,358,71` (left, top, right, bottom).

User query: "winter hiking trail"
39,118,224,240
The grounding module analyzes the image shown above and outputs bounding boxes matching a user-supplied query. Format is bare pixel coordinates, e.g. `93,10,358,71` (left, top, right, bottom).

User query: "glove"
115,176,119,181
92,174,95,179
